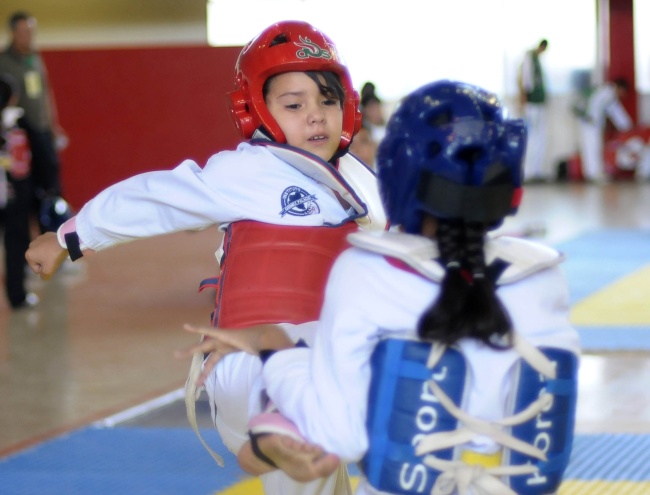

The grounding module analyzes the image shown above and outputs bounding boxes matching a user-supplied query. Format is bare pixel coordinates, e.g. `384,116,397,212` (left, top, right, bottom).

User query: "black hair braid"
418,220,514,349
418,219,471,345
462,222,514,349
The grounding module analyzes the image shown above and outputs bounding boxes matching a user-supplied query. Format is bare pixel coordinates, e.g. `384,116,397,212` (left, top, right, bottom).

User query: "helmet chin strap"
330,140,352,164
252,128,272,141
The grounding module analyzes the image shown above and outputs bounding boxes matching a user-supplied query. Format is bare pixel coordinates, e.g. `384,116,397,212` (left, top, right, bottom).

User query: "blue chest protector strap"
361,339,578,495
361,340,468,494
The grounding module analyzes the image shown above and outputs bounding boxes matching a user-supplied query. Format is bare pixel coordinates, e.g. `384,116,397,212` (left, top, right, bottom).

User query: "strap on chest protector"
504,347,578,495
200,220,359,328
361,339,468,495
362,339,578,495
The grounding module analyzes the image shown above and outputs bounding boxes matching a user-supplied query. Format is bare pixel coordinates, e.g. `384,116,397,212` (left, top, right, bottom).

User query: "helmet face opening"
377,80,527,233
228,20,361,152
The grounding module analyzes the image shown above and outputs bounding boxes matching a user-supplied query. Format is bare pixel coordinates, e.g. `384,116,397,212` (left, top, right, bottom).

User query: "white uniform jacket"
262,231,580,492
71,140,385,252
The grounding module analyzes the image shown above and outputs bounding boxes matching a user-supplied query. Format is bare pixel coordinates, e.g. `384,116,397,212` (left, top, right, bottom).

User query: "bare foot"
238,435,340,482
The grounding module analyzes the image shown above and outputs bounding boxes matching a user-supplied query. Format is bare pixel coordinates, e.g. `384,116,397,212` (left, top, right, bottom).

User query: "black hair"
539,39,548,49
361,93,382,109
9,11,32,30
613,77,629,91
360,81,382,108
262,71,345,107
417,218,514,349
360,82,377,100
307,71,345,104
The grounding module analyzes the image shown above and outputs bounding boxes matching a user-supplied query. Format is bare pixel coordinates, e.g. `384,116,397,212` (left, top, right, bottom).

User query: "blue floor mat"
0,427,648,495
0,427,242,495
556,228,650,351
557,228,650,304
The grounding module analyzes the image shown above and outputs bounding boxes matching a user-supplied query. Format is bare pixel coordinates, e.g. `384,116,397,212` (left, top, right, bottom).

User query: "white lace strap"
416,379,549,461
184,349,224,467
426,342,447,369
512,334,557,379
416,337,560,494
333,463,355,495
424,457,538,495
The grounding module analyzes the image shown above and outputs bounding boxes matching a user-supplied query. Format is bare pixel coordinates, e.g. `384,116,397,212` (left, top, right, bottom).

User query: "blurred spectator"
518,39,549,183
0,11,66,208
576,78,633,183
360,81,386,144
0,72,39,309
0,11,71,309
349,122,377,169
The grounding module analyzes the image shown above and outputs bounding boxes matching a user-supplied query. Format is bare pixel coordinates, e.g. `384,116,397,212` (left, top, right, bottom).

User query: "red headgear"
228,20,361,152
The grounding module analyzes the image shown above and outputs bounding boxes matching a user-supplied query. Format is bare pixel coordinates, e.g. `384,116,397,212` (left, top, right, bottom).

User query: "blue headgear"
377,80,527,233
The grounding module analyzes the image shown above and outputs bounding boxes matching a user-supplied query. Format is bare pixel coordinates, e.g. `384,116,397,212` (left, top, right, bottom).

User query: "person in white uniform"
577,78,633,183
25,20,386,495
183,80,581,495
518,39,549,183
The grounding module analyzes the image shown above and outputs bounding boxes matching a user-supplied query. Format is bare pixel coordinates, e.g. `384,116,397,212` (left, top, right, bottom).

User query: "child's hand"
25,232,69,280
175,324,294,386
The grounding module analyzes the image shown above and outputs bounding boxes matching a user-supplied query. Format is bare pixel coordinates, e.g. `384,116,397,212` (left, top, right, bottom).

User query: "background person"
0,72,39,309
576,77,633,183
0,10,71,308
518,39,549,183
0,11,67,207
348,121,377,169
359,81,386,145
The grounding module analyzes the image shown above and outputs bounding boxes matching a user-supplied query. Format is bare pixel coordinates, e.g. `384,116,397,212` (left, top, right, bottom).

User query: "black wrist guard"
64,232,83,261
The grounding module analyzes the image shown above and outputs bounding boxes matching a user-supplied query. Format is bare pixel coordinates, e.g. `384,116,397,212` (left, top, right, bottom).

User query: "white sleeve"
263,250,382,462
74,158,236,251
500,264,580,354
605,99,633,132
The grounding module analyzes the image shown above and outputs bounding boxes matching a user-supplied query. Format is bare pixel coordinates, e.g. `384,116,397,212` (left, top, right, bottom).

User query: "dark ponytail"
417,219,513,349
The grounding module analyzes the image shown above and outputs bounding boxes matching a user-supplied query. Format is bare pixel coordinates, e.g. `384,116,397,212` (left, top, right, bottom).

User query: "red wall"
43,45,242,210
598,0,637,122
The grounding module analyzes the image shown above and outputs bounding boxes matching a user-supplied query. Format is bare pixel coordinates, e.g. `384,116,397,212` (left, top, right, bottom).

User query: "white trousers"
523,103,548,180
578,121,605,181
204,324,353,495
636,145,650,180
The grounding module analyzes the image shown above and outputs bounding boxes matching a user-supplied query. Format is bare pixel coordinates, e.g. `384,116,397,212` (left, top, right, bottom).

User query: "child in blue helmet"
180,80,581,495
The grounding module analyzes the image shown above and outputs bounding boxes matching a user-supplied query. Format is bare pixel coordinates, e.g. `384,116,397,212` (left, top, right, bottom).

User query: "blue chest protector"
361,340,467,494
506,347,578,494
361,339,578,495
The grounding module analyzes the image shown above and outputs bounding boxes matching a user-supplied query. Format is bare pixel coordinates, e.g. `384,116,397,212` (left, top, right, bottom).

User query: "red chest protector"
200,220,359,328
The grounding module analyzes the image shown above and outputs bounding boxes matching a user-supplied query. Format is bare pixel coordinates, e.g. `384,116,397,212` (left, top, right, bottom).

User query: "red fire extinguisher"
7,127,31,179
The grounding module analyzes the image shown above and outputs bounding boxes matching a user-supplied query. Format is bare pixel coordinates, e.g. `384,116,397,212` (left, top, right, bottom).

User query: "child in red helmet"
26,20,386,495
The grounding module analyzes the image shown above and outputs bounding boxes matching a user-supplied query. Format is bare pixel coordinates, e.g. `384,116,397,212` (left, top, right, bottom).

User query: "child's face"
265,72,343,162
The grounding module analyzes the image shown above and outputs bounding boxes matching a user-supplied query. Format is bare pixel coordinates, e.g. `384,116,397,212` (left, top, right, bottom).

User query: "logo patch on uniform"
294,36,332,60
280,186,320,217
